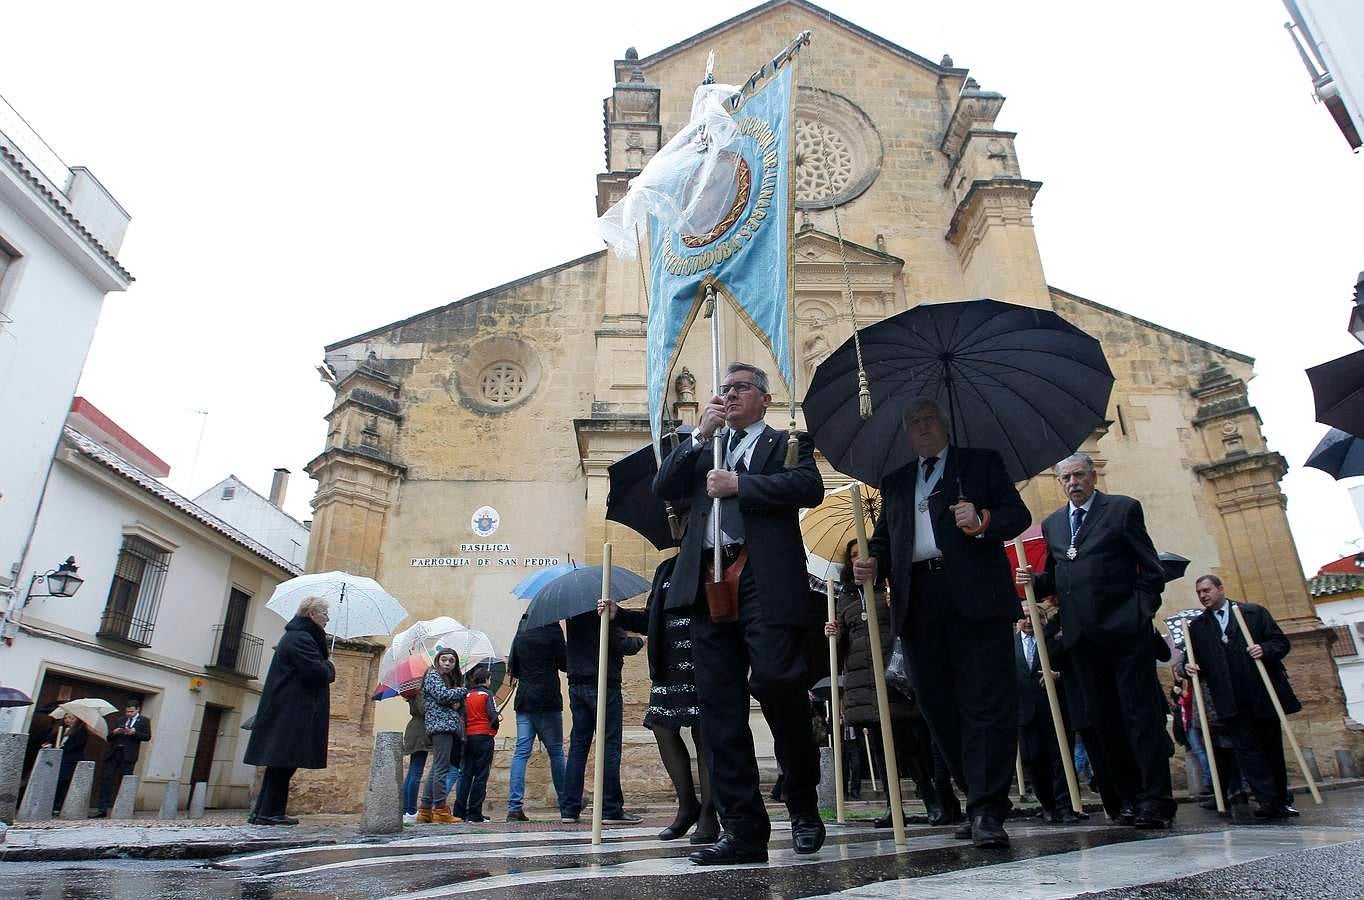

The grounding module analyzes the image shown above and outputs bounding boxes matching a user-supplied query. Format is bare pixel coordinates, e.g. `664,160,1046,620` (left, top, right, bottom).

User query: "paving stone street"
2,785,1363,898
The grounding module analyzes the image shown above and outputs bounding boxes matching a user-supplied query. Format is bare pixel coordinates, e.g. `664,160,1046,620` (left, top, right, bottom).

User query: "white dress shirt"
697,425,763,548
911,449,947,563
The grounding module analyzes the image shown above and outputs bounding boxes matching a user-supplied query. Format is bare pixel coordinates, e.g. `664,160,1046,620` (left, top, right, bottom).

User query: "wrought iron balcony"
96,608,155,647
208,625,264,679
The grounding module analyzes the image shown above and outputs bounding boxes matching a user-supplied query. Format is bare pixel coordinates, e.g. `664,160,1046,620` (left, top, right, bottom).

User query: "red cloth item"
464,689,496,736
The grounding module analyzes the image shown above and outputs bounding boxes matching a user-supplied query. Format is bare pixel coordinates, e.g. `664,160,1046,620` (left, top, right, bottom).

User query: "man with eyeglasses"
654,361,824,865
853,397,1031,848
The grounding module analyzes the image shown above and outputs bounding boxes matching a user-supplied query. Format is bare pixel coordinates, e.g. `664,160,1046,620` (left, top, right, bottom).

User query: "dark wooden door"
216,588,251,670
190,705,224,788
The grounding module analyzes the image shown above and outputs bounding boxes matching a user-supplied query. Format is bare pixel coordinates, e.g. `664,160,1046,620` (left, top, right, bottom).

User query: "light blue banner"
646,63,795,446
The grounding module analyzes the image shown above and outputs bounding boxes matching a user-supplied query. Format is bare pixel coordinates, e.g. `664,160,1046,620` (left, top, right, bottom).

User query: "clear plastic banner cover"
595,82,743,258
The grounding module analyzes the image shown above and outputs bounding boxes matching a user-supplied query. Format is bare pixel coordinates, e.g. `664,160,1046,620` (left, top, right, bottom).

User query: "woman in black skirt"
608,555,718,843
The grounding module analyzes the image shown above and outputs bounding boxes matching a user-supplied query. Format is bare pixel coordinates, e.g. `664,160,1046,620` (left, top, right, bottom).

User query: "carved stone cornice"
1194,449,1287,483
940,90,1005,168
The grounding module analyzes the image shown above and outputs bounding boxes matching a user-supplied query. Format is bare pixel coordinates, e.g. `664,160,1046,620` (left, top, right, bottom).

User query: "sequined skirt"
644,612,700,729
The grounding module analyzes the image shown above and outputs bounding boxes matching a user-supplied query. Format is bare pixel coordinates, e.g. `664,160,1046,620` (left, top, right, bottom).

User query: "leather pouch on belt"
703,547,747,624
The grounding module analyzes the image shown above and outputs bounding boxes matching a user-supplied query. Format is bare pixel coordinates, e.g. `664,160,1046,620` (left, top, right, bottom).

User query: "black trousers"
1077,725,1124,818
97,754,134,810
903,570,1017,821
1070,636,1174,818
1221,714,1286,808
253,766,298,818
691,564,820,847
1019,716,1072,814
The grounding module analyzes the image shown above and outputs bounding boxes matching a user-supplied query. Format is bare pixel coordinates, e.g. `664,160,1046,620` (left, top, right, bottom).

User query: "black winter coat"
565,610,643,687
1176,601,1300,721
834,585,915,725
508,619,567,712
245,616,335,769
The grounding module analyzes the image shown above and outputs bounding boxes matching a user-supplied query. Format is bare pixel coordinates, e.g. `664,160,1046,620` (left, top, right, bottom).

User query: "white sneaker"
402,812,417,825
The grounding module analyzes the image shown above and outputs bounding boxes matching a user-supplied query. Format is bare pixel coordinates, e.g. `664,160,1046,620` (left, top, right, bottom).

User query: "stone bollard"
817,746,836,811
17,748,60,822
1301,748,1323,783
188,782,208,819
1337,749,1360,780
59,761,96,819
111,775,139,818
0,733,27,823
159,780,180,819
359,731,404,834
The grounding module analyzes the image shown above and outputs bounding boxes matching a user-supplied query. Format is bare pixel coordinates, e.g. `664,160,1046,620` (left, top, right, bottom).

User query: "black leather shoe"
1253,805,1291,820
87,809,108,819
1199,797,1220,811
659,806,701,841
689,809,720,845
970,814,1009,848
1057,809,1082,824
688,833,768,865
953,820,973,839
1114,806,1136,826
791,815,826,854
1133,811,1172,829
1284,805,1300,817
873,808,893,829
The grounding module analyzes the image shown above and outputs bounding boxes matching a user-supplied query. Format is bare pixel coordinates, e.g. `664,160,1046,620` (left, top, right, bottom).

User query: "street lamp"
24,557,84,606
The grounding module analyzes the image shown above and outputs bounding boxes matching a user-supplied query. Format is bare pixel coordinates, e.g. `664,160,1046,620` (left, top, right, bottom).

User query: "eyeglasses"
720,381,758,396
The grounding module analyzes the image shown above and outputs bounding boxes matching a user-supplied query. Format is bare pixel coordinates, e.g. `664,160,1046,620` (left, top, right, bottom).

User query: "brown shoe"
431,808,458,824
415,807,433,824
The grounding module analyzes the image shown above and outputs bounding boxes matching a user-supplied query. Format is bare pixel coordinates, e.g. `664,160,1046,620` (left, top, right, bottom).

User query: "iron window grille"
97,535,170,646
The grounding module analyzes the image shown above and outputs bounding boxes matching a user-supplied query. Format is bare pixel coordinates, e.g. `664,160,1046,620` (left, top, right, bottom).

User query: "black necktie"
922,456,938,480
727,429,746,454
718,431,747,542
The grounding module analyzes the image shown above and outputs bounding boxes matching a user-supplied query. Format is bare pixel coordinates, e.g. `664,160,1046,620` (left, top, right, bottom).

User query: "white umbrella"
387,617,500,666
52,698,117,739
266,571,409,640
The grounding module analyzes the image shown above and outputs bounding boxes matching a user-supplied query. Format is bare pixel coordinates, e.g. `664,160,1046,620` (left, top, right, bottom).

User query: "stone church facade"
299,0,1360,810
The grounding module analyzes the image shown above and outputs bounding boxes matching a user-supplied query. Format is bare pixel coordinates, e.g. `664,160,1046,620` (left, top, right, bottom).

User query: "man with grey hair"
1017,452,1171,827
655,361,825,865
853,396,1031,848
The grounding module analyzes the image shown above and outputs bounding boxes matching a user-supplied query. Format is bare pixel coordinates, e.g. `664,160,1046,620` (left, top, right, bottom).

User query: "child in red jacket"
452,665,500,823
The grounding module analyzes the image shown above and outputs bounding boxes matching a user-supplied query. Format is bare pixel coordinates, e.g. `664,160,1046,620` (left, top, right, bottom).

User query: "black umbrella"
804,299,1114,486
1307,349,1364,437
522,565,652,629
1305,428,1364,479
0,686,32,708
606,430,691,551
1158,551,1191,583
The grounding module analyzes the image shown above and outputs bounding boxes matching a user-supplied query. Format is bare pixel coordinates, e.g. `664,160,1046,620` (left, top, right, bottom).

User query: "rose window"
795,119,854,203
478,362,527,405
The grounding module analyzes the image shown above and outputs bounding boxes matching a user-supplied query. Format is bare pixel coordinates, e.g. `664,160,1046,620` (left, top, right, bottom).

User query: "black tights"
654,724,715,828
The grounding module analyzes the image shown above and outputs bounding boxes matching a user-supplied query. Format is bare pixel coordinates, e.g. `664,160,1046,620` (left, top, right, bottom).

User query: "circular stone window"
455,336,542,414
793,88,882,209
478,361,527,405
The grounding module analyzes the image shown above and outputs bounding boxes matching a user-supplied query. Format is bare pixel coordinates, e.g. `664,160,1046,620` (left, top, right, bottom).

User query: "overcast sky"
2,0,1361,575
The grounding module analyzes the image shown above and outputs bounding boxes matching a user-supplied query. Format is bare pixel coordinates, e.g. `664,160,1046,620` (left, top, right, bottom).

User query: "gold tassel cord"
785,421,800,468
811,50,872,421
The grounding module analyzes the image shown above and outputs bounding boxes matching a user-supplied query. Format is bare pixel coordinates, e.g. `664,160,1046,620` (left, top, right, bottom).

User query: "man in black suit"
1017,452,1173,828
1177,574,1298,819
654,361,825,865
854,398,1031,848
91,699,151,817
1015,606,1078,823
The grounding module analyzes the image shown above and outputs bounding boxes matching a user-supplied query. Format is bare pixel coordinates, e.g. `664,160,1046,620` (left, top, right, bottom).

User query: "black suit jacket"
868,446,1031,636
507,619,566,713
654,425,824,627
1015,632,1049,727
1178,600,1300,721
104,714,151,763
1034,492,1165,649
